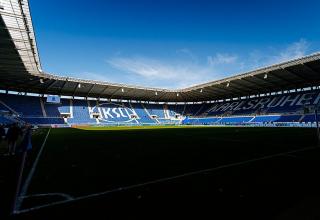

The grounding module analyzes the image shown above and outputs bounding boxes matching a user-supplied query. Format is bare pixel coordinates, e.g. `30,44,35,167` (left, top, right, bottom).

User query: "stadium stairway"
39,99,47,117
141,103,158,124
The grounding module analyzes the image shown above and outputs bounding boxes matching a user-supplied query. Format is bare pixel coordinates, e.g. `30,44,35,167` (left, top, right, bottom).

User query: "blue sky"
30,0,320,89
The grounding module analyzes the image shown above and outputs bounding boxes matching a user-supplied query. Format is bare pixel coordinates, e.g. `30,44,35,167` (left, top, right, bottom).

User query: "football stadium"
1,0,320,219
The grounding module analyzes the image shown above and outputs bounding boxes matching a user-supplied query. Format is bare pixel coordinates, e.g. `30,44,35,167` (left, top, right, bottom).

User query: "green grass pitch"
21,126,317,209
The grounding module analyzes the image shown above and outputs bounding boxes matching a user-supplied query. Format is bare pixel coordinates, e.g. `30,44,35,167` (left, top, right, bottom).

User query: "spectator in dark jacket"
17,124,32,154
7,123,23,155
0,124,5,144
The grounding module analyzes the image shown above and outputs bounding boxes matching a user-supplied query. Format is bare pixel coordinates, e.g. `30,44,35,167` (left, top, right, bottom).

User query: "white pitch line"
15,128,51,212
21,193,74,200
15,145,319,215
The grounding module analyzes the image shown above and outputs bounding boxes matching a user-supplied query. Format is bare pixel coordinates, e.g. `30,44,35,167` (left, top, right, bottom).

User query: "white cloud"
248,39,310,69
106,56,219,88
270,39,309,64
207,53,238,66
69,72,112,82
65,39,311,89
176,48,197,61
107,57,179,80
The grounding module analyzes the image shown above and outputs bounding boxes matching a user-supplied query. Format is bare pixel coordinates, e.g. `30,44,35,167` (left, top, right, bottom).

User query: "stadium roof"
1,0,320,102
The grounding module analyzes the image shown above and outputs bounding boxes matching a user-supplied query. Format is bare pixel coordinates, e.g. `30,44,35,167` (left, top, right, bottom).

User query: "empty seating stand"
0,90,319,126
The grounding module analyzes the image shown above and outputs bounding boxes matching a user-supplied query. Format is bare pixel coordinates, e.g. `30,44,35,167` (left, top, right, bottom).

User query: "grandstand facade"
1,0,320,126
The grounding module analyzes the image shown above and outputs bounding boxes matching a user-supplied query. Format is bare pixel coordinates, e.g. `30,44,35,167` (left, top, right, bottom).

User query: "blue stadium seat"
0,93,43,117
251,115,281,123
23,117,65,125
67,99,96,124
219,116,253,123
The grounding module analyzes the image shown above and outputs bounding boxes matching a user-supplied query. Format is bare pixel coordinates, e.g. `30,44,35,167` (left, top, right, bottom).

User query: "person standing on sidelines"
17,124,32,154
7,123,23,155
0,124,5,145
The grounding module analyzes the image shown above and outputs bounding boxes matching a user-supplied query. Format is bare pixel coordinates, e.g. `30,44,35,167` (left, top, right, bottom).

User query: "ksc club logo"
90,102,138,123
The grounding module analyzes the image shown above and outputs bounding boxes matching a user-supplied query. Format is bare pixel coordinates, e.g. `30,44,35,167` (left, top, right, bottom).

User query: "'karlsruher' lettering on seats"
207,91,320,115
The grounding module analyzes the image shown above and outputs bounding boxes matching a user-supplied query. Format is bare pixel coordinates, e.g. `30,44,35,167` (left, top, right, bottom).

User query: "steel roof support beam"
177,92,189,102
125,88,143,101
186,90,215,101
86,83,96,97
133,90,149,101
44,79,57,92
1,38,31,44
17,0,41,69
281,68,305,80
59,80,68,95
0,47,34,53
239,77,276,94
109,87,122,100
24,78,45,89
155,92,170,102
251,75,281,87
302,63,320,75
98,85,109,99
228,80,261,94
72,83,80,97
1,77,39,90
216,83,249,95
120,88,136,101
210,85,242,98
142,90,164,101
0,64,26,69
238,78,263,87
270,72,295,85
